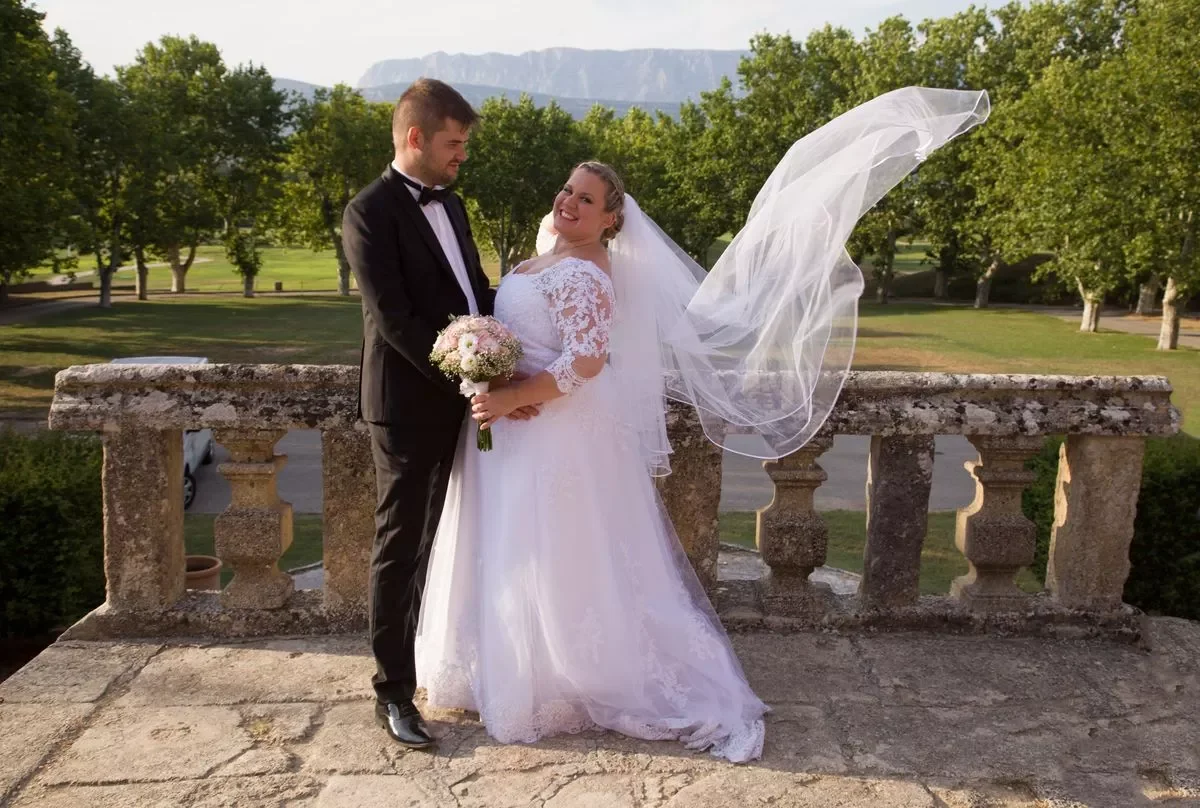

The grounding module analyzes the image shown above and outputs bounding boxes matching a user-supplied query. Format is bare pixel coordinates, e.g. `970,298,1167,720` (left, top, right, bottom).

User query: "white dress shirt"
392,162,479,315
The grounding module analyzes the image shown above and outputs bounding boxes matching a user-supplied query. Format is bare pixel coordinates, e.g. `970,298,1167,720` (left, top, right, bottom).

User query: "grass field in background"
19,246,504,292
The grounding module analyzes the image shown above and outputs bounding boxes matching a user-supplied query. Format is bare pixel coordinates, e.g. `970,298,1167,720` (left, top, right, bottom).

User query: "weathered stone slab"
301,703,436,776
12,782,195,808
0,641,160,703
240,702,322,743
0,703,94,800
214,746,298,777
544,774,638,807
315,774,453,807
449,771,577,808
853,635,1125,713
664,771,938,807
44,706,250,784
188,774,323,807
730,633,873,704
828,699,1094,781
116,638,371,706
760,704,847,774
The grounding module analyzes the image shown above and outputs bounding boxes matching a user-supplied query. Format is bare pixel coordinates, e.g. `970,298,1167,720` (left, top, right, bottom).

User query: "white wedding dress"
415,256,767,762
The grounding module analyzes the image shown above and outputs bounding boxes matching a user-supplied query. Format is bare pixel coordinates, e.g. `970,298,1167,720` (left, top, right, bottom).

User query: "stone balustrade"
48,365,1179,640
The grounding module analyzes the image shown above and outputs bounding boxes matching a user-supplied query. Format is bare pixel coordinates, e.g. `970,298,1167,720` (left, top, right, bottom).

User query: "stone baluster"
658,402,725,590
861,435,934,608
100,429,186,610
951,435,1042,610
321,426,376,608
756,435,834,614
1046,436,1146,610
214,429,294,609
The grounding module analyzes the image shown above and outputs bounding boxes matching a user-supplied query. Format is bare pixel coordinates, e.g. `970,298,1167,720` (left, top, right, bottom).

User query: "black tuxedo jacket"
343,166,495,426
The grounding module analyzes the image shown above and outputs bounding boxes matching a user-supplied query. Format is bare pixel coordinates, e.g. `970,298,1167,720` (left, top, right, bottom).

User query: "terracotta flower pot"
185,555,222,591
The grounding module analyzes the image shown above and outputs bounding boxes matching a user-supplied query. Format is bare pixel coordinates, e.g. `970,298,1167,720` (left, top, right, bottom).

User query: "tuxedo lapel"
443,196,485,300
381,167,460,289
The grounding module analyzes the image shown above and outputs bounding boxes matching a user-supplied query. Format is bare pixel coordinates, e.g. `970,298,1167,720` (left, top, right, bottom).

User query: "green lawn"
18,246,504,292
184,513,324,588
0,295,363,415
851,303,1199,435
720,510,1042,595
893,238,932,274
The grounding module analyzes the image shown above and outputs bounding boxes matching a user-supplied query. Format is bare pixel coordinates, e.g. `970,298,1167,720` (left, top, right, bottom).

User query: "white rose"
461,353,479,374
458,334,478,355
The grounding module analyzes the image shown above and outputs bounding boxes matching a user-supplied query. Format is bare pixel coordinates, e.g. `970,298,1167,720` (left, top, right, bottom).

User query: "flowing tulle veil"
562,87,991,473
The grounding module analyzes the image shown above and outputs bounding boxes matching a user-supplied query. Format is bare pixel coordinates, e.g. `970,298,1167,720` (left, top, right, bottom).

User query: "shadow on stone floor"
1,619,1198,807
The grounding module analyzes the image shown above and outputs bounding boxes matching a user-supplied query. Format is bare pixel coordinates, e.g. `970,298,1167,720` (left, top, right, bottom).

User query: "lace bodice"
497,257,614,394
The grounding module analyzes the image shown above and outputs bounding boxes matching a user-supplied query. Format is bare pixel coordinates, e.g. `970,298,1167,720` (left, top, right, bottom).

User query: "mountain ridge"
356,47,746,103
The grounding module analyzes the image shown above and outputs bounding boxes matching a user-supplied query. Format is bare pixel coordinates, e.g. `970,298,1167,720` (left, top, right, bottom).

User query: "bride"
414,87,990,762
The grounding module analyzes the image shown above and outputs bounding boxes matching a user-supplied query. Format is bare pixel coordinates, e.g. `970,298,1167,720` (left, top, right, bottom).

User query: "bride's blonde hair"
574,161,625,243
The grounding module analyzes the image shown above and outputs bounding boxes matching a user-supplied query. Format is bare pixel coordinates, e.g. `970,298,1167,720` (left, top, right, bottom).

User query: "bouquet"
430,315,524,451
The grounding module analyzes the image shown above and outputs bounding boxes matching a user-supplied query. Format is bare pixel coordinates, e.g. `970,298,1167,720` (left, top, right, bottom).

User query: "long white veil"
543,87,991,475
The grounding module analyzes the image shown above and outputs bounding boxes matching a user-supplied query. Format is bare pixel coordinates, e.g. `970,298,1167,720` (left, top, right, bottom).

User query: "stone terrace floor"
1,619,1198,808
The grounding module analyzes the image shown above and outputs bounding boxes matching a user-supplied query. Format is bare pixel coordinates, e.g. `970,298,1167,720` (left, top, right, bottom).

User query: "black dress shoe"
375,700,435,749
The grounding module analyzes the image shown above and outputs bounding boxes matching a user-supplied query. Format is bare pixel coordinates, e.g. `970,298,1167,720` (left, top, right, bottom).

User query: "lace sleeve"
533,260,615,394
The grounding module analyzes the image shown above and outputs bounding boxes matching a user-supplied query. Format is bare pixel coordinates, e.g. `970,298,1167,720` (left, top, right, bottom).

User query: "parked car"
108,356,215,509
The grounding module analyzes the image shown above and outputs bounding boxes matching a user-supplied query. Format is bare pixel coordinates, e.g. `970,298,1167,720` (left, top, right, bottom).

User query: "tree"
851,16,921,303
458,95,588,275
955,0,1135,308
913,8,994,298
117,36,226,297
0,0,76,301
726,28,862,225
50,32,133,308
1003,57,1135,332
211,64,289,297
276,85,391,295
1114,0,1200,349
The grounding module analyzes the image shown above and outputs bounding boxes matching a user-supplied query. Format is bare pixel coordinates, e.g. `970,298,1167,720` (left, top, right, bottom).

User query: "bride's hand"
471,389,519,429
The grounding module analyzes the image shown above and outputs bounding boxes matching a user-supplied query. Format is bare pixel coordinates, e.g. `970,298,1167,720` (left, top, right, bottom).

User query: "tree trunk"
134,246,149,301
168,243,197,293
1157,276,1180,350
334,236,351,296
242,274,255,298
0,283,7,304
324,196,352,296
1135,275,1161,316
974,259,999,309
99,267,114,308
933,269,948,299
1077,279,1101,332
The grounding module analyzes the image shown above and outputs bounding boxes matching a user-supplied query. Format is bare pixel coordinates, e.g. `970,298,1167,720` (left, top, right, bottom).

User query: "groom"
342,78,495,749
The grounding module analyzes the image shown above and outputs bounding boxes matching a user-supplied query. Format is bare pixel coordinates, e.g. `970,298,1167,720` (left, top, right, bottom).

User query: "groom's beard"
416,154,458,188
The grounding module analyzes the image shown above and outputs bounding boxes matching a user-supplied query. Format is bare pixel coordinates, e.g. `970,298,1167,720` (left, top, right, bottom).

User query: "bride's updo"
574,161,625,243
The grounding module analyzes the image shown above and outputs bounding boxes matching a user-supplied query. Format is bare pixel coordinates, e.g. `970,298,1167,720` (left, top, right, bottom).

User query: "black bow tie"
398,173,451,206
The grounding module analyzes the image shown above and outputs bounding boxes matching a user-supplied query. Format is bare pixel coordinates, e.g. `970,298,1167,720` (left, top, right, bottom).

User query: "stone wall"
48,365,1180,640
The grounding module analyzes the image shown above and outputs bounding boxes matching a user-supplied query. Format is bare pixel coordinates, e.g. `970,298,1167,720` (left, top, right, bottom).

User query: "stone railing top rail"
49,364,1180,437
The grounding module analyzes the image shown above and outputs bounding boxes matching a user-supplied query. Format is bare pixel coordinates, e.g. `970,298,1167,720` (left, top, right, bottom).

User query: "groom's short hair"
393,79,479,146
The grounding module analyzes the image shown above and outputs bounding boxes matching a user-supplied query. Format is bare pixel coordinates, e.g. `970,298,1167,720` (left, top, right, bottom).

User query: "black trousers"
366,419,460,704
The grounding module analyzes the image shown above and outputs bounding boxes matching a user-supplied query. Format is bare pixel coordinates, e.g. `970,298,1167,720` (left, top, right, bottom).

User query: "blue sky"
34,0,990,88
